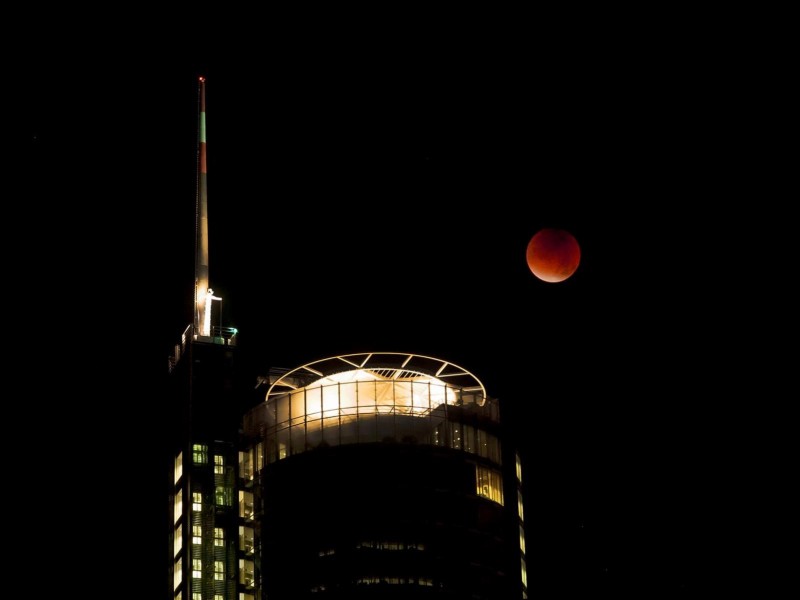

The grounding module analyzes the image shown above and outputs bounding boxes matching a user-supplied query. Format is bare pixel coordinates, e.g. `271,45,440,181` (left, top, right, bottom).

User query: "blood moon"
526,228,581,283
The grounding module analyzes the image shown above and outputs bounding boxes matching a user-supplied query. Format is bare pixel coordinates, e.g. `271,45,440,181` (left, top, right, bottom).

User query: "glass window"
216,486,229,506
214,560,224,580
450,423,462,450
476,430,501,464
173,557,182,590
521,556,528,588
518,490,525,522
475,465,504,505
193,525,202,545
239,449,253,480
477,428,488,457
174,489,182,524
433,423,443,446
192,558,202,578
239,559,255,587
215,596,224,600
239,491,254,520
277,395,289,424
193,492,202,512
519,524,526,554
174,524,182,557
488,433,502,465
255,442,263,472
214,455,224,474
214,527,224,547
306,387,322,417
516,452,523,482
175,451,183,484
290,390,306,423
193,444,208,465
463,424,475,454
193,594,201,600
175,592,182,600
290,424,306,456
239,526,254,553
277,428,289,460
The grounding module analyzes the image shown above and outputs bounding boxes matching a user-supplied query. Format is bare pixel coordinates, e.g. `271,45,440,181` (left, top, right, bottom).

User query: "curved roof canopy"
267,352,486,404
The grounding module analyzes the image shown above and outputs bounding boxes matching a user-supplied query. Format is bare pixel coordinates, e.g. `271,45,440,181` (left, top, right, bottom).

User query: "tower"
242,353,528,599
168,77,241,600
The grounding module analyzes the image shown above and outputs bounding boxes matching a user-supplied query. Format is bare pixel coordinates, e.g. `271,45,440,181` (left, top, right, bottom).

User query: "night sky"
18,25,740,596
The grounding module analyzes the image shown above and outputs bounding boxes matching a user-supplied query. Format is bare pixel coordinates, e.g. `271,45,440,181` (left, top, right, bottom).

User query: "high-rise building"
168,78,527,600
167,76,243,600
243,352,527,599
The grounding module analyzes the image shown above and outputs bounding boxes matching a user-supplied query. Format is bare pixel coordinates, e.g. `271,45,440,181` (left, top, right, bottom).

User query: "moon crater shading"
526,228,581,283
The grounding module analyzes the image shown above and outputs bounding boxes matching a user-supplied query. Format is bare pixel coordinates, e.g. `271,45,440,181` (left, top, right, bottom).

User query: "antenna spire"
194,76,211,337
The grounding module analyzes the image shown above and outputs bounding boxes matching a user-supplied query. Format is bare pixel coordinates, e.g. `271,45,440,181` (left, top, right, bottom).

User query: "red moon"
526,228,581,283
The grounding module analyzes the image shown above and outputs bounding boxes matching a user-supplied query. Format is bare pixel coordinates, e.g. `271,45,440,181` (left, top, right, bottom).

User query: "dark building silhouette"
243,353,527,599
167,78,527,600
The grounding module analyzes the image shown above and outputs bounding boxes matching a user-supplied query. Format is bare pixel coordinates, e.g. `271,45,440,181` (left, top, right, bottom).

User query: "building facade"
240,352,528,599
168,326,246,600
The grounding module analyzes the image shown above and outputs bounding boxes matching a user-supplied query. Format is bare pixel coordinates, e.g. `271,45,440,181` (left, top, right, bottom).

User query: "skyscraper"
168,78,527,600
167,77,242,600
243,352,527,599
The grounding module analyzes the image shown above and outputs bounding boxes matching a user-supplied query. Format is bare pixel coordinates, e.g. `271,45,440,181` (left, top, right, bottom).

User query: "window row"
257,415,501,466
434,422,501,464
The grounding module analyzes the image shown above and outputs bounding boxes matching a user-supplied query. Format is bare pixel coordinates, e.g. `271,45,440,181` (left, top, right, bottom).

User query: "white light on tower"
202,288,221,337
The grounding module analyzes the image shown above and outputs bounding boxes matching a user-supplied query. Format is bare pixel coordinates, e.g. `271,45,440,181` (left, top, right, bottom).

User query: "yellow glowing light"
288,369,458,419
267,353,487,420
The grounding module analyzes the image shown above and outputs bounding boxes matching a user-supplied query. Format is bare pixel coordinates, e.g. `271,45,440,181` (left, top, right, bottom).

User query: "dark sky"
19,26,738,596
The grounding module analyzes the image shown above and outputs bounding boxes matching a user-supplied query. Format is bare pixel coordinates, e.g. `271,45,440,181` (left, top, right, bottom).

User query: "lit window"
175,451,183,484
215,596,224,600
192,558,202,579
256,442,263,472
193,594,201,600
239,491,254,520
173,557,182,590
519,524,526,554
193,492,202,512
521,556,528,588
214,454,224,474
517,490,525,522
278,440,288,460
515,452,523,482
175,592,182,600
193,444,207,464
239,526,254,554
475,465,504,505
174,524,182,557
239,594,255,600
193,525,202,545
214,560,224,580
239,449,253,479
174,489,182,524
216,485,231,506
214,527,224,547
239,559,255,587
